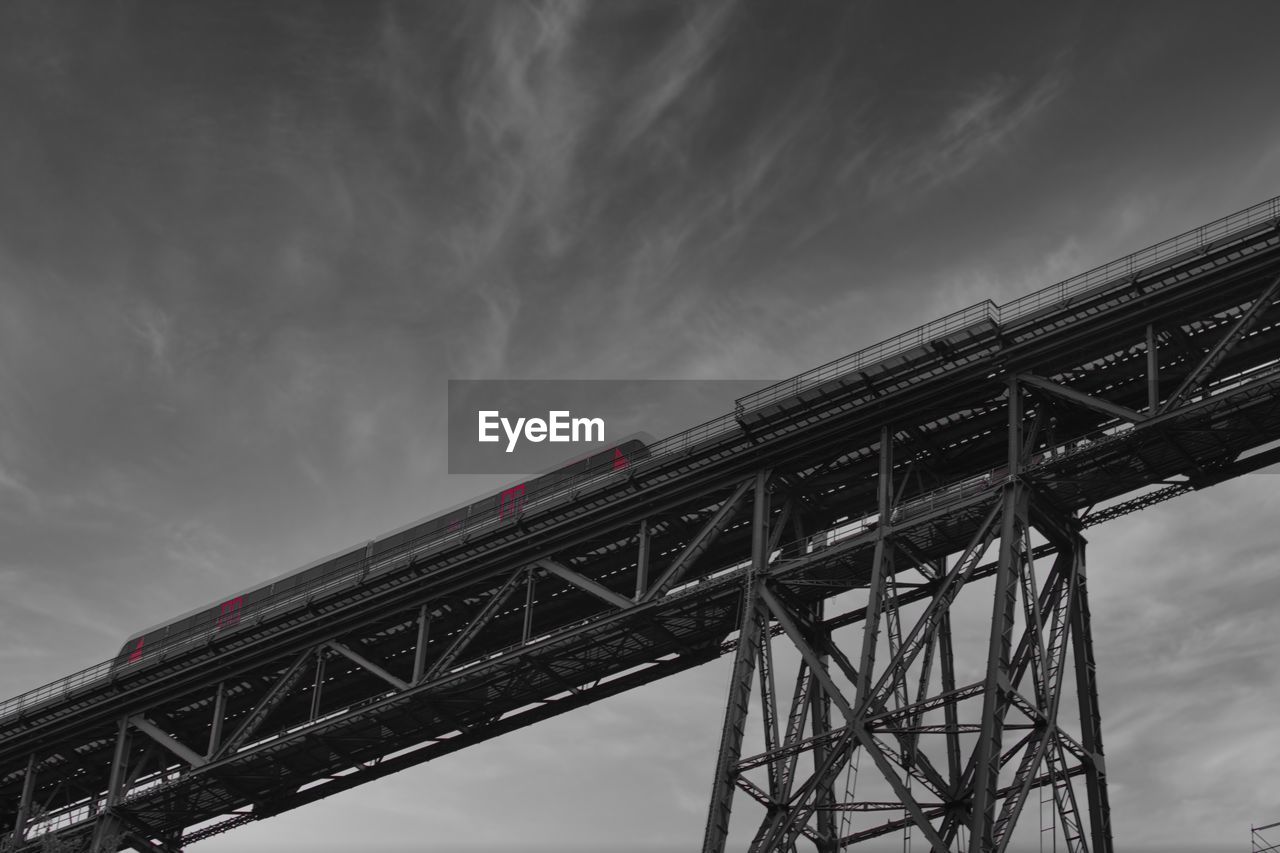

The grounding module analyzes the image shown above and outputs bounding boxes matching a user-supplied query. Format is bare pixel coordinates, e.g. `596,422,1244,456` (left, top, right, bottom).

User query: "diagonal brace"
538,559,634,610
128,715,208,769
422,568,525,682
327,640,409,692
1018,373,1147,424
643,478,753,602
1160,272,1280,413
212,650,314,760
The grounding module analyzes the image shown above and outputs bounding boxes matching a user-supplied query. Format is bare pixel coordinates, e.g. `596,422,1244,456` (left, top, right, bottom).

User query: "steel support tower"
700,388,1111,852
2,195,1280,851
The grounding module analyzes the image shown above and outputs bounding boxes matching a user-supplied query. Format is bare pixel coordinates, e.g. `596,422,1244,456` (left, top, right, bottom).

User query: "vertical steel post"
310,653,327,721
90,717,132,853
522,572,536,644
701,469,770,853
1146,324,1159,413
808,611,838,853
413,604,431,683
971,377,1024,852
12,752,36,842
635,519,651,600
1070,549,1114,853
937,610,963,794
207,682,227,759
757,628,782,800
856,427,894,701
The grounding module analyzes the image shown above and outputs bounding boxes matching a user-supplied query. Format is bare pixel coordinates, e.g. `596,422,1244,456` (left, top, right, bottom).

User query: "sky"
2,1,1280,850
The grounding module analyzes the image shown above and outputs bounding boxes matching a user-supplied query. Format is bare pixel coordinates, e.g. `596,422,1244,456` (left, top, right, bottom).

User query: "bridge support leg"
90,717,131,853
1071,559,1114,853
700,389,1113,851
702,470,771,853
10,752,36,844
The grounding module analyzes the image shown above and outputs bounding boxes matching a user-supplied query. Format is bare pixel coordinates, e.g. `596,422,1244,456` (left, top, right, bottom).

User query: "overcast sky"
3,2,1280,850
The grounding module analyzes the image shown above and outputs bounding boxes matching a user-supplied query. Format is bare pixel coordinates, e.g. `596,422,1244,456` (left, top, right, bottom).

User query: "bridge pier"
700,384,1115,852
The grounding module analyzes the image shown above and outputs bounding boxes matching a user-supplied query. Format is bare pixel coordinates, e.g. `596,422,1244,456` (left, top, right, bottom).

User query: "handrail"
736,194,1280,413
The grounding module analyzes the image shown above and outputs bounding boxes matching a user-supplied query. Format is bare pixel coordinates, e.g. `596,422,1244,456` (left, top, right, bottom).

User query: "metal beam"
310,651,327,721
537,559,634,610
12,752,36,842
1071,554,1114,853
521,572,536,644
1018,373,1147,424
422,568,525,682
213,650,314,760
1146,324,1160,413
971,379,1027,852
702,470,770,853
413,605,431,683
89,717,132,853
644,478,753,603
1160,272,1280,413
635,519,651,600
206,682,227,760
129,715,208,769
327,641,409,692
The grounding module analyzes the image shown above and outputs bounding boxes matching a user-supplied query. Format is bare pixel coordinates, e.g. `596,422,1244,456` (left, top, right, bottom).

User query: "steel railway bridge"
3,196,1280,852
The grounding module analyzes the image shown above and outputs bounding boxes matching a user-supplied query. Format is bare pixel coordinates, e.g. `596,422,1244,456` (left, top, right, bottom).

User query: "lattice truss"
702,421,1110,853
1,209,1279,853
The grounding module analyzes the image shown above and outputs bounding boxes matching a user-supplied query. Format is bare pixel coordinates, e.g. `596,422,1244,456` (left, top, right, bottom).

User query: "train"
113,438,651,670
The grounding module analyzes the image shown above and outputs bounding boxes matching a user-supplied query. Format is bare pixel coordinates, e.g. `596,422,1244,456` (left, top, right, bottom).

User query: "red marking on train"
499,484,527,519
613,448,629,471
128,638,145,663
217,596,244,629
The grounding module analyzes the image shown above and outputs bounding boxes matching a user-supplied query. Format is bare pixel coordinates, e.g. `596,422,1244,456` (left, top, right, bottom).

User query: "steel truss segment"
710,438,1110,851
1160,271,1280,414
861,497,1003,717
326,641,409,692
1018,373,1149,424
212,649,315,762
1070,557,1114,853
422,566,526,682
756,624,782,800
701,470,771,853
128,716,207,770
750,589,950,849
537,559,634,610
644,477,754,603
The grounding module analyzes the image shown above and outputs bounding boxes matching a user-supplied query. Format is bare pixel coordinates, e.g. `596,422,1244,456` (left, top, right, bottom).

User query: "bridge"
3,195,1280,852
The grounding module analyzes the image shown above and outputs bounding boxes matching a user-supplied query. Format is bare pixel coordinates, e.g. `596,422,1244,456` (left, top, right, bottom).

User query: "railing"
3,193,1279,729
735,301,1000,414
737,194,1280,413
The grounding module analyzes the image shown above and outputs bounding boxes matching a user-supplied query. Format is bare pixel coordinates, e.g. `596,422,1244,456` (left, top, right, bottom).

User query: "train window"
128,637,145,663
499,484,526,519
217,596,244,629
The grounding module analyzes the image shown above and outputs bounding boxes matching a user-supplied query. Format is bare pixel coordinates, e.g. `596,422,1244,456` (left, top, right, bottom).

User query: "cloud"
614,0,739,151
872,68,1065,198
124,302,174,375
453,1,595,263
